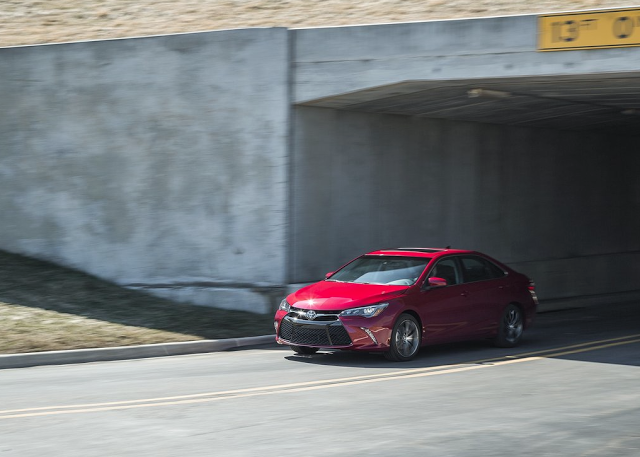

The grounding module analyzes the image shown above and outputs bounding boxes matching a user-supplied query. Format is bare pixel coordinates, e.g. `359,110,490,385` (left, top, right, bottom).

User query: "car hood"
288,281,409,311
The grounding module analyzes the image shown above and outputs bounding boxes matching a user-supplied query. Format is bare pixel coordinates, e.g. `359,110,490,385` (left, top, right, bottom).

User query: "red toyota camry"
275,248,538,361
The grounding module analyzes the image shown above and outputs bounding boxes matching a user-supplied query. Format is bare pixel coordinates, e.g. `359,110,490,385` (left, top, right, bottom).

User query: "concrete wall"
291,106,640,300
293,17,640,103
2,17,639,312
0,29,290,313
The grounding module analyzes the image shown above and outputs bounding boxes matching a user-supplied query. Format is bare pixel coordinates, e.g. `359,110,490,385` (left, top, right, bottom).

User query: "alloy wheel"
504,307,523,343
395,318,420,358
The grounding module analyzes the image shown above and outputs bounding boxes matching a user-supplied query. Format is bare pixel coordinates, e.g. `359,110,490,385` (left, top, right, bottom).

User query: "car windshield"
328,256,430,285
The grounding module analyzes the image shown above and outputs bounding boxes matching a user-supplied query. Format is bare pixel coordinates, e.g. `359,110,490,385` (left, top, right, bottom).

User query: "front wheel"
384,313,421,362
494,304,524,348
290,345,319,355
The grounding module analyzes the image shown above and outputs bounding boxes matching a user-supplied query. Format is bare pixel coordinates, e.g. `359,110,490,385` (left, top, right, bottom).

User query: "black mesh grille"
328,326,352,345
279,318,352,347
291,327,331,346
279,318,294,341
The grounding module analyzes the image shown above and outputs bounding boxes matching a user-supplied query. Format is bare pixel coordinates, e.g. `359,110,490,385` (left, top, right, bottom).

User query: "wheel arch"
400,309,424,340
507,301,527,328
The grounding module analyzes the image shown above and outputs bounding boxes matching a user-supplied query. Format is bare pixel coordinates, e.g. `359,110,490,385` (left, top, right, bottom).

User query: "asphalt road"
1,302,639,456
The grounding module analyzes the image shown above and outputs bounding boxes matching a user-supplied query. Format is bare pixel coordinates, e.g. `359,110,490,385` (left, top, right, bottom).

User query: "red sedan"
275,248,538,361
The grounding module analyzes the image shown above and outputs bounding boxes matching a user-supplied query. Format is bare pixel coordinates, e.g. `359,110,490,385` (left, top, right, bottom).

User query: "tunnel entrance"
290,73,640,302
300,73,640,136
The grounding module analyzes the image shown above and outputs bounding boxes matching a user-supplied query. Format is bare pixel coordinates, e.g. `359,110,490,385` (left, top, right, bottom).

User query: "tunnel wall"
293,16,640,103
0,29,290,313
291,106,640,300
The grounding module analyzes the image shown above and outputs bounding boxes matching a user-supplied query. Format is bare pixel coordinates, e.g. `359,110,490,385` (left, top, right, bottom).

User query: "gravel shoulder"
0,250,274,354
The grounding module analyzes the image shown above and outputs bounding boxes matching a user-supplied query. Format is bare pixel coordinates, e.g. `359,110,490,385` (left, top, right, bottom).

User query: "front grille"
328,325,352,345
289,307,341,322
289,326,330,346
279,318,294,340
279,317,352,347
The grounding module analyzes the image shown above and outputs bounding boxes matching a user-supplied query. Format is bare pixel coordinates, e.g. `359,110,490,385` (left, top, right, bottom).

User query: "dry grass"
0,250,274,354
0,0,633,48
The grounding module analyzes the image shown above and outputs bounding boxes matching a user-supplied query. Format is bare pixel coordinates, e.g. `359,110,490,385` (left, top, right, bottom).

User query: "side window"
486,260,507,279
460,256,505,283
429,258,460,286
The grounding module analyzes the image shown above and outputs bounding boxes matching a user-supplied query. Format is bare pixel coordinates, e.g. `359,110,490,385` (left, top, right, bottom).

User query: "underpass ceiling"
299,74,640,136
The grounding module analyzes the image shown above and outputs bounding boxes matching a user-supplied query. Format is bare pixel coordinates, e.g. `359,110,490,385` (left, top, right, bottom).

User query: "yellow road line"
1,334,639,420
539,337,640,358
0,359,537,419
3,332,638,415
477,333,640,362
0,363,469,414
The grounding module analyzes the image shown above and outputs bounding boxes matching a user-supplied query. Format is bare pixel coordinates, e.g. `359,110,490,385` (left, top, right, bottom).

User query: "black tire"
290,345,319,355
384,313,421,362
493,304,524,348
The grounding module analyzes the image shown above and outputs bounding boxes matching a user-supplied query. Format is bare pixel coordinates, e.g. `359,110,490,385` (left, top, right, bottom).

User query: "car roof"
366,247,474,258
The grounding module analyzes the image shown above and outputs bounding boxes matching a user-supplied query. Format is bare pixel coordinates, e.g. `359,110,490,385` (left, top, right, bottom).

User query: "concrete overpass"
1,9,639,312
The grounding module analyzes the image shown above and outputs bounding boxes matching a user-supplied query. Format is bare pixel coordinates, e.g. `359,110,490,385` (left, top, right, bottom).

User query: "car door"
458,255,510,337
418,257,475,344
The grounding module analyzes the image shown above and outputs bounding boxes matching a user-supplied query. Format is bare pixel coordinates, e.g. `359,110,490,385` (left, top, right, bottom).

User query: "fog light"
361,327,379,345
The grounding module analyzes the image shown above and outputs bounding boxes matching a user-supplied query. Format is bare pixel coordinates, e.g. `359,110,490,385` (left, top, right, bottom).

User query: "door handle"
460,291,469,297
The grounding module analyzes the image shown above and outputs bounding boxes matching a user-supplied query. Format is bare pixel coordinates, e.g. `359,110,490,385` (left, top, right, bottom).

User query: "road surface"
1,302,639,456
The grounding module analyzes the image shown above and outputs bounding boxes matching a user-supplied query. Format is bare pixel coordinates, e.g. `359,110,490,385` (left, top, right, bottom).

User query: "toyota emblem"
305,310,317,320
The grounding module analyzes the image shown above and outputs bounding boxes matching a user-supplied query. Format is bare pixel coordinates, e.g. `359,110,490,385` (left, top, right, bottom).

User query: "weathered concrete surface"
292,16,640,103
2,15,640,311
0,29,290,313
127,283,286,314
291,106,640,300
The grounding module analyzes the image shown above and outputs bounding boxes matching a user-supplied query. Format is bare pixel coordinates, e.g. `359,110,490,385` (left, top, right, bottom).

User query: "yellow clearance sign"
539,8,640,51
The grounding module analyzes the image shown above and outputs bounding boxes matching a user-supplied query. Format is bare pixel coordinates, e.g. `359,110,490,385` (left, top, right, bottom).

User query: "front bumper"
278,316,352,347
274,309,394,351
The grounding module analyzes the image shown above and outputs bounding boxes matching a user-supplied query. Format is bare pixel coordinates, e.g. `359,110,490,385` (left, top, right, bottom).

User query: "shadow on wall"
0,250,274,340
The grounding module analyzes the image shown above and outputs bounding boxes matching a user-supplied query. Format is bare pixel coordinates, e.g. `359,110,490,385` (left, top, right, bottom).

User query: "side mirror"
426,277,447,288
325,271,335,279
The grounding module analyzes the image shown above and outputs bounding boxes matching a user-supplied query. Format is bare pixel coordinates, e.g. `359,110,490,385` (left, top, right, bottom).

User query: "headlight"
340,302,388,318
278,299,290,312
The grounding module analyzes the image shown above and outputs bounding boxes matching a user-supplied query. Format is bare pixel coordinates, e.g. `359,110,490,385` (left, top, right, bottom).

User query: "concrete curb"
0,335,276,370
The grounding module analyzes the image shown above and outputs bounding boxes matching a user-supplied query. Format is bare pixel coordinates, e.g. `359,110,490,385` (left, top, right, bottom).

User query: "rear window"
460,256,506,282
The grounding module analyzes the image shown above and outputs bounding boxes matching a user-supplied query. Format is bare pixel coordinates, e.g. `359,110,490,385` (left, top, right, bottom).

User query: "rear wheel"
384,313,421,362
494,304,524,348
290,345,319,355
